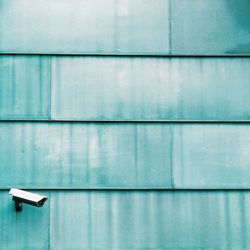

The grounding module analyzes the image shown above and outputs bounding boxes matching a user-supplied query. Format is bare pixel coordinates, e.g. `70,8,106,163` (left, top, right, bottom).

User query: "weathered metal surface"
173,124,250,188
1,55,249,121
51,57,250,121
0,122,171,188
0,55,50,119
51,56,173,120
50,190,249,249
0,0,170,54
171,0,250,55
169,58,250,120
2,190,249,249
0,190,49,250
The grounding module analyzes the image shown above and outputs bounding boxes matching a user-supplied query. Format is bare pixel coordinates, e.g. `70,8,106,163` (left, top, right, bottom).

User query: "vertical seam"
49,56,52,120
241,192,247,249
48,191,51,250
169,0,172,54
170,123,175,188
135,124,138,185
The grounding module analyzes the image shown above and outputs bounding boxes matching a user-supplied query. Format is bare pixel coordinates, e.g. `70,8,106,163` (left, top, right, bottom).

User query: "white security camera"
9,188,48,212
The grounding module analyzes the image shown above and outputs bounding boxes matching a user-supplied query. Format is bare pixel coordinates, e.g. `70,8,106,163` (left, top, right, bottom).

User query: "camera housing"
9,188,48,212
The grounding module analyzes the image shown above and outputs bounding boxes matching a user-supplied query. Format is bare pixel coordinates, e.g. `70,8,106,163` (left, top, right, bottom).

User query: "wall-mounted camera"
9,188,48,212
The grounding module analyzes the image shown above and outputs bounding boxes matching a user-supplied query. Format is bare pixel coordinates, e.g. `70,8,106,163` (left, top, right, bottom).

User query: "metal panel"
0,190,49,250
171,0,250,55
0,122,171,188
173,124,250,188
170,58,250,120
50,190,249,250
0,0,170,54
51,56,173,120
51,57,250,121
0,55,50,119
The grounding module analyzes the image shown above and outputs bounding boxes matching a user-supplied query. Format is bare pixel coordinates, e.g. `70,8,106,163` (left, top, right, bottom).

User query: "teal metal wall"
1,0,250,249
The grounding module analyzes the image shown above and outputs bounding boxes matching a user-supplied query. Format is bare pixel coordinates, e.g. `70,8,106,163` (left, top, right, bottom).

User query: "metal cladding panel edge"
0,0,170,54
171,0,250,55
51,56,250,121
4,122,250,188
0,122,172,188
50,190,250,250
173,124,250,188
2,190,250,249
1,55,250,121
0,55,50,119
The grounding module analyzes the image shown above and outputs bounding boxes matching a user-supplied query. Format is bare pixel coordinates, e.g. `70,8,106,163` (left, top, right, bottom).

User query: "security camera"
9,188,48,212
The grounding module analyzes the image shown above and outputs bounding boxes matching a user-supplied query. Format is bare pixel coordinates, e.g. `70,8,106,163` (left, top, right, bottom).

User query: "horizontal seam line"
1,53,250,58
1,188,250,191
1,120,250,123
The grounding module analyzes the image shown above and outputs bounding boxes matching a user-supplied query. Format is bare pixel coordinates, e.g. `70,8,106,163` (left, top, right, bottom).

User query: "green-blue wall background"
1,0,250,249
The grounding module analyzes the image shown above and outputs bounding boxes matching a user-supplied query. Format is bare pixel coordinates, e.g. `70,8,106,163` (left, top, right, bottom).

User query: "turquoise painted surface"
0,0,170,54
1,0,250,55
169,58,250,120
1,55,250,121
173,124,250,188
171,0,250,55
0,122,171,188
51,57,250,120
0,56,50,119
0,191,49,250
4,121,250,189
3,122,250,189
1,190,249,249
1,0,250,249
51,56,173,120
50,191,249,250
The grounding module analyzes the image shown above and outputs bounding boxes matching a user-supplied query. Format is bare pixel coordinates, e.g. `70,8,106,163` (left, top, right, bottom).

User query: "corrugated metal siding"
0,122,171,188
51,56,250,120
0,0,170,54
171,0,250,55
0,55,50,119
